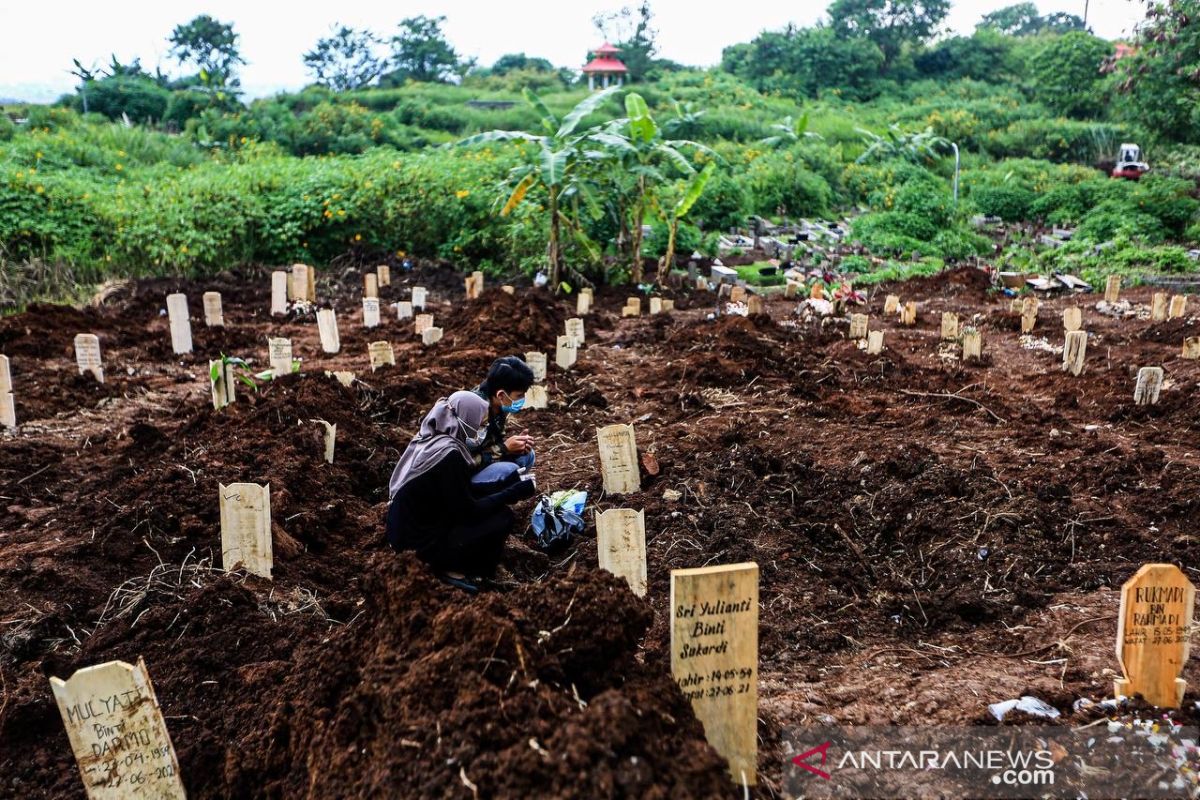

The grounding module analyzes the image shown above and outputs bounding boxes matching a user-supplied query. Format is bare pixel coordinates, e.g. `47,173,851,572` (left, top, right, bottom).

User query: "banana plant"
855,124,950,165
759,113,823,148
455,87,621,292
657,162,716,284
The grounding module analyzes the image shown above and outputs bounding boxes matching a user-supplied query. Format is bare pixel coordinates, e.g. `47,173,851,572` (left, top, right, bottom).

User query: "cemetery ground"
1,265,1199,798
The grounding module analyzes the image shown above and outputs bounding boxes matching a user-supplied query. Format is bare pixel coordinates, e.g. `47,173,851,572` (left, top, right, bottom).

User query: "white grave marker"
270,270,289,315
565,317,585,345
962,329,982,361
291,264,311,302
1169,295,1187,319
202,291,224,327
317,420,336,464
210,360,236,410
848,314,868,340
268,337,292,378
166,294,192,355
0,354,13,427
746,295,763,315
411,287,427,310
414,314,433,335
595,508,647,597
1134,366,1164,406
940,312,959,340
422,327,443,346
74,334,103,383
364,273,378,299
596,423,640,494
376,265,391,287
219,482,272,579
866,330,884,355
1151,292,1168,322
317,308,340,354
900,301,917,326
396,301,413,320
362,297,381,329
368,341,395,370
555,335,578,370
525,384,548,409
883,295,899,315
650,297,664,315
577,292,591,316
1183,337,1200,360
525,352,547,383
1105,275,1121,303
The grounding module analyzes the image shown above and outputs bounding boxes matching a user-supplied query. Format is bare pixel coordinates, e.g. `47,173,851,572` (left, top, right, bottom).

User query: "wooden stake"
783,282,798,299
1182,337,1200,360
202,291,224,327
670,562,759,785
1114,564,1195,708
166,294,192,355
317,420,336,464
291,264,311,302
267,337,292,378
961,329,982,361
270,270,289,315
0,355,14,428
421,327,443,346
747,295,763,315
525,352,547,382
809,283,824,301
1151,292,1168,322
624,297,642,316
411,287,427,310
209,360,236,410
1062,330,1087,376
866,330,884,355
414,314,433,335
650,297,663,315
1063,306,1082,332
848,313,868,340
364,273,378,299
1168,295,1187,319
74,334,103,383
595,508,647,596
368,341,395,370
555,335,578,370
219,482,272,579
317,309,340,354
362,298,381,329
596,423,640,494
525,384,548,409
900,301,917,326
376,264,391,287
501,285,515,295
883,295,899,315
565,317,585,345
730,286,746,304
50,658,186,800
1104,275,1121,303
940,312,959,340
1134,366,1164,406
662,299,675,312
1020,296,1038,334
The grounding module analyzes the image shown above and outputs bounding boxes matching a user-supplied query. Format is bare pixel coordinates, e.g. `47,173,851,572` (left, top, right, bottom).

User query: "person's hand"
505,435,533,455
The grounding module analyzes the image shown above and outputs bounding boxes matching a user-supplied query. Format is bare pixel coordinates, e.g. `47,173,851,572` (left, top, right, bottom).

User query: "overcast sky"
0,0,1145,102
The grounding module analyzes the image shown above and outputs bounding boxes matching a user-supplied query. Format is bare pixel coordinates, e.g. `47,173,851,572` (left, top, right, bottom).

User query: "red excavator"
1111,143,1150,180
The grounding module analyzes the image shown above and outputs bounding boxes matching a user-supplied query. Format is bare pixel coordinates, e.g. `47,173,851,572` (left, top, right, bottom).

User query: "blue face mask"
500,393,526,414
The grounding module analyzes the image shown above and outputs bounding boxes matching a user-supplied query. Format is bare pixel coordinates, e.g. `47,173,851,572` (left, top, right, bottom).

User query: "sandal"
437,571,480,594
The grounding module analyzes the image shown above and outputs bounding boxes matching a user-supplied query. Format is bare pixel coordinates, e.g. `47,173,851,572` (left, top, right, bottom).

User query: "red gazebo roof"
582,57,628,74
593,42,620,56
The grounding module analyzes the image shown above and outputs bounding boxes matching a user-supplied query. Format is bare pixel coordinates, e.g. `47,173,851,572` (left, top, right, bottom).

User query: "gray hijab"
388,391,489,499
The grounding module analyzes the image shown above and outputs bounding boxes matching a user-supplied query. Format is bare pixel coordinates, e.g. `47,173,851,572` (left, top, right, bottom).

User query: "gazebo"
582,43,627,90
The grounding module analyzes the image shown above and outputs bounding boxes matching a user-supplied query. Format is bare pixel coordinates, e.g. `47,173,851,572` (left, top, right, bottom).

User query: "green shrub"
688,171,749,231
1076,200,1167,244
970,184,1036,221
745,152,832,218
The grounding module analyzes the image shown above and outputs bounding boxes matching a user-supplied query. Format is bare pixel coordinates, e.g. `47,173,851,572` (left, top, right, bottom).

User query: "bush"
850,212,936,256
688,171,749,231
78,77,170,123
970,184,1036,221
1076,200,1167,244
745,152,832,218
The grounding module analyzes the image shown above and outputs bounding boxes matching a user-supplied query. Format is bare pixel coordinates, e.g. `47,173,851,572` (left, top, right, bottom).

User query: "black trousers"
421,507,515,576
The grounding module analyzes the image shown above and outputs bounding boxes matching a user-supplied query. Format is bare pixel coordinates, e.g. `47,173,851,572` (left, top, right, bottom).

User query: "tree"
915,28,1018,82
384,15,460,84
656,162,715,281
828,0,951,69
856,125,949,164
491,53,556,75
1030,32,1113,118
977,3,1084,35
304,26,385,91
168,15,244,90
1113,0,1200,142
759,113,823,148
592,1,657,81
721,24,885,100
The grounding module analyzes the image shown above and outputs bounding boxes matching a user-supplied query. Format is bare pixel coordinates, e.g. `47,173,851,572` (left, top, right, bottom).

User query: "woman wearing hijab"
386,391,535,591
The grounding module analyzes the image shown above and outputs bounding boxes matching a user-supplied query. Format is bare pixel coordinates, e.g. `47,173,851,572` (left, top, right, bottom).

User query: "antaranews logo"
791,741,832,781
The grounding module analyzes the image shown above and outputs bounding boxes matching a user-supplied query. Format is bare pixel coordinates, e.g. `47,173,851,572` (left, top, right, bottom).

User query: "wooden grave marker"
650,296,663,315
202,291,224,327
565,317,585,345
219,482,272,579
883,295,899,315
848,314,868,340
165,294,192,355
624,297,642,317
961,329,982,361
900,301,917,326
525,384,548,410
783,281,798,299
1115,564,1195,708
662,298,675,312
316,308,340,354
414,313,433,335
577,291,591,316
1063,306,1082,332
596,423,640,494
1020,296,1039,334
1169,295,1187,319
209,359,236,410
74,334,103,383
376,264,391,287
1183,337,1200,360
940,312,959,341
291,264,312,302
362,297,381,329
270,270,289,315
328,370,355,388
747,295,763,315
396,300,413,320
317,420,336,464
556,335,578,370
1135,366,1164,406
1151,292,1168,322
670,562,759,785
501,285,515,295
1009,298,1022,313
363,272,378,299
421,327,443,346
411,286,427,310
368,341,395,370
810,283,825,301
268,337,292,378
50,658,185,800
525,352,547,383
595,508,647,597
1104,275,1121,303
0,354,14,427
729,285,746,304
866,330,884,355
1062,330,1087,376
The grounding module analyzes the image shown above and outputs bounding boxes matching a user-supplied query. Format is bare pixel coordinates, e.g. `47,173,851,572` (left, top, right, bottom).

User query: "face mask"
500,392,526,414
457,417,485,445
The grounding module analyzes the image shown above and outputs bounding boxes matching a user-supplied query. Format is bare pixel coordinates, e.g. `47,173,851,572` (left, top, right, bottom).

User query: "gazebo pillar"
588,74,595,91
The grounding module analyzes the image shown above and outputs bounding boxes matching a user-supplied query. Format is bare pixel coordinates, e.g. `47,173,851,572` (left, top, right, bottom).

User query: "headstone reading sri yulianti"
747,295,763,315
900,301,917,326
596,423,640,494
317,420,336,464
219,482,272,579
883,295,899,315
270,270,289,315
50,658,185,800
1115,563,1195,708
364,272,378,299
1134,366,1164,405
202,291,224,327
565,317,585,345
210,359,236,410
525,384,548,409
1020,296,1038,334
1105,275,1121,303
671,562,759,785
376,264,391,287
1151,292,1168,322
74,334,103,383
940,312,959,341
577,291,591,315
1169,295,1187,319
961,329,982,361
316,308,340,354
396,300,413,321
368,341,395,370
848,314,868,340
595,508,647,596
0,354,15,427
1183,337,1200,360
166,294,192,355
414,314,433,335
362,297,381,329
268,337,292,378
1063,330,1087,376
411,287,427,310
866,330,884,355
1063,306,1082,332
525,352,547,382
555,335,578,370
650,297,664,315
421,327,443,346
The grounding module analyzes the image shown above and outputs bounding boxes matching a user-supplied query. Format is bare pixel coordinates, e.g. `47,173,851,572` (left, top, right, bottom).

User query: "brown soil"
2,264,1199,798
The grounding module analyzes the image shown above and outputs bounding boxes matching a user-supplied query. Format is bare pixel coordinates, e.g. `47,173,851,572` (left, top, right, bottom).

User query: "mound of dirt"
875,266,994,301
439,288,571,355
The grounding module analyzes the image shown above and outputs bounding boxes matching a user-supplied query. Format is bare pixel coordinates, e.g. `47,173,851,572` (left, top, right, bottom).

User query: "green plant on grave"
209,354,260,392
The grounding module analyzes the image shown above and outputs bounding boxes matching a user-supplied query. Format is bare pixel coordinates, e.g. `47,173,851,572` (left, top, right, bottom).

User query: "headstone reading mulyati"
74,334,103,383
596,423,640,494
595,508,647,597
219,482,272,579
1115,563,1195,708
166,294,192,355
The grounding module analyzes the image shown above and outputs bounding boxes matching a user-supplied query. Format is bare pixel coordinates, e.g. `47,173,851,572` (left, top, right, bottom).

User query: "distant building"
1114,43,1137,60
582,43,627,90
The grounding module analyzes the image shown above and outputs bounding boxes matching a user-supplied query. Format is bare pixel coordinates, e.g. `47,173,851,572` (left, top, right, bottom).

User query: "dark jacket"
469,384,508,467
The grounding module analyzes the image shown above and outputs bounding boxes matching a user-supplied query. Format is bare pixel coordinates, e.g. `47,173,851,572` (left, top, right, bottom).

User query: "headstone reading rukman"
364,273,378,299
0,354,15,427
421,327,443,346
362,298,381,329
961,329,982,361
940,312,959,341
1169,295,1187,319
525,384,548,409
376,265,391,287
671,562,759,785
866,330,884,355
316,309,340,354
1114,563,1195,708
268,337,292,379
524,352,547,383
1183,337,1200,360
414,314,433,335
202,291,224,327
1063,306,1082,332
210,359,236,410
1062,330,1087,376
1151,292,1168,322
74,334,103,383
411,287,427,310
271,270,289,316
595,508,647,597
848,314,868,340
883,295,899,315
565,317,585,345
165,294,192,355
219,482,272,579
1134,366,1164,406
1105,275,1121,303
596,423,640,494
50,658,185,800
368,341,395,370
555,335,578,370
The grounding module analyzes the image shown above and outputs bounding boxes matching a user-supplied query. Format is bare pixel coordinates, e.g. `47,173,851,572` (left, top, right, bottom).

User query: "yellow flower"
35,185,44,194
456,190,469,199
354,233,362,241
181,245,188,253
115,164,123,171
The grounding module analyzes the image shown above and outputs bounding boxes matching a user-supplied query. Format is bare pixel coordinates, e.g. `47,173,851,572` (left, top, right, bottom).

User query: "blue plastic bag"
530,489,587,553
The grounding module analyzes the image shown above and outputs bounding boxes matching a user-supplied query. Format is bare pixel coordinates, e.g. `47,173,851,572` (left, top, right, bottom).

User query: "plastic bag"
530,489,587,553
